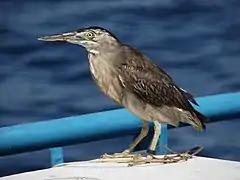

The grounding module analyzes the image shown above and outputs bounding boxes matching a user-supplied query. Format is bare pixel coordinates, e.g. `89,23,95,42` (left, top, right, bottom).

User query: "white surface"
1,156,240,180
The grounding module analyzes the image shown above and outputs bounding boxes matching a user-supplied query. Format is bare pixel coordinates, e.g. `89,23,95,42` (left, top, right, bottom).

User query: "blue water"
1,0,240,177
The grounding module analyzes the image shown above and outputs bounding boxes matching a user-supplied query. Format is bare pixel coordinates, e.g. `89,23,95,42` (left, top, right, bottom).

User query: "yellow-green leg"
101,121,149,158
147,121,161,155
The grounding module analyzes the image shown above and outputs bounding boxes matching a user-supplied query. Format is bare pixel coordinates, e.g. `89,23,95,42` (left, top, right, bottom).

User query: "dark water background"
0,0,240,177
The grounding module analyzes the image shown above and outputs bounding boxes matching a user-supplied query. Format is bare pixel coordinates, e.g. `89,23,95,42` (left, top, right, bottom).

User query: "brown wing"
118,45,196,113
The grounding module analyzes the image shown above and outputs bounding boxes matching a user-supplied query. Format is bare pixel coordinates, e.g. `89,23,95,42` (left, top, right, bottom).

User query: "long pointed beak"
38,32,77,42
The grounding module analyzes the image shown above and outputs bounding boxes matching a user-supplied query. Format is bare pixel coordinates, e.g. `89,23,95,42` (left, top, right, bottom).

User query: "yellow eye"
85,31,94,39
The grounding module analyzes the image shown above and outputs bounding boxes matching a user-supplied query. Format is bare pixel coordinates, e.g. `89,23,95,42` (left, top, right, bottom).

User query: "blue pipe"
193,92,240,120
0,92,240,156
0,109,142,156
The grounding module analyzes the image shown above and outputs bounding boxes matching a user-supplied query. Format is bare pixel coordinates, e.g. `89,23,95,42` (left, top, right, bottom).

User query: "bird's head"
38,26,120,54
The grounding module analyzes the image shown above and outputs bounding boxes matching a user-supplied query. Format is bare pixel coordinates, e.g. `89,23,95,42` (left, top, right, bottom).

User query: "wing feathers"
118,45,207,130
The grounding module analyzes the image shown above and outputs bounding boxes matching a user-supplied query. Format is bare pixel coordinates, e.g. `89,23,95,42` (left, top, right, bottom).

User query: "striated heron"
38,26,208,164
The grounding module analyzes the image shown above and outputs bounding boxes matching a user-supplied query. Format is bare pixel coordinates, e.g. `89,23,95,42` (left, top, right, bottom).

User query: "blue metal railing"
0,92,240,166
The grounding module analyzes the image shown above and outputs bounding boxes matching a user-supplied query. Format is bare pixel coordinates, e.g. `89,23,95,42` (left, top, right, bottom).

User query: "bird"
38,26,208,160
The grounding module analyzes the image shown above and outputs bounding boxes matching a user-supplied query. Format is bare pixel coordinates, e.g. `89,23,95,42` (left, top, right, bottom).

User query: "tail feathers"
193,109,209,131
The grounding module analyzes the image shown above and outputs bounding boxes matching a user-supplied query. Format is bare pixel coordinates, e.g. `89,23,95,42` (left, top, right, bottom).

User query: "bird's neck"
88,43,121,58
93,41,120,53
88,49,100,55
88,44,122,74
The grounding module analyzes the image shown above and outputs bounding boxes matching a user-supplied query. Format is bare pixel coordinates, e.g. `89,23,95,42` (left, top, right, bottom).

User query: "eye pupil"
86,32,93,38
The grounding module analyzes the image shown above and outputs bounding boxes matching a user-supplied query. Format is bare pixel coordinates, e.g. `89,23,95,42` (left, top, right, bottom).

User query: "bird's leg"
125,121,160,165
147,121,161,155
127,122,197,166
99,120,203,165
124,121,149,153
101,121,149,159
128,121,202,166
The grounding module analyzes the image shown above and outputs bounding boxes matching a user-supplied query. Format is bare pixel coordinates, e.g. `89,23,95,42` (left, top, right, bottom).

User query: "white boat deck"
1,156,240,180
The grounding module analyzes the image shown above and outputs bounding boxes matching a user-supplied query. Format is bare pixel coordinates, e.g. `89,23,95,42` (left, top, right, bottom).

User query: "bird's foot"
98,150,144,164
98,152,191,166
127,151,194,166
98,146,203,166
126,146,203,166
100,150,141,159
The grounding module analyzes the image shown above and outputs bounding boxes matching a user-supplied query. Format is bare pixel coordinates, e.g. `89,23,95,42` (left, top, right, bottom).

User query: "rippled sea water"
0,0,240,177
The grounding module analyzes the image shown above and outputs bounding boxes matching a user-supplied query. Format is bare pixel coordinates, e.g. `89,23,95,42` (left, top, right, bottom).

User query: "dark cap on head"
76,26,120,41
